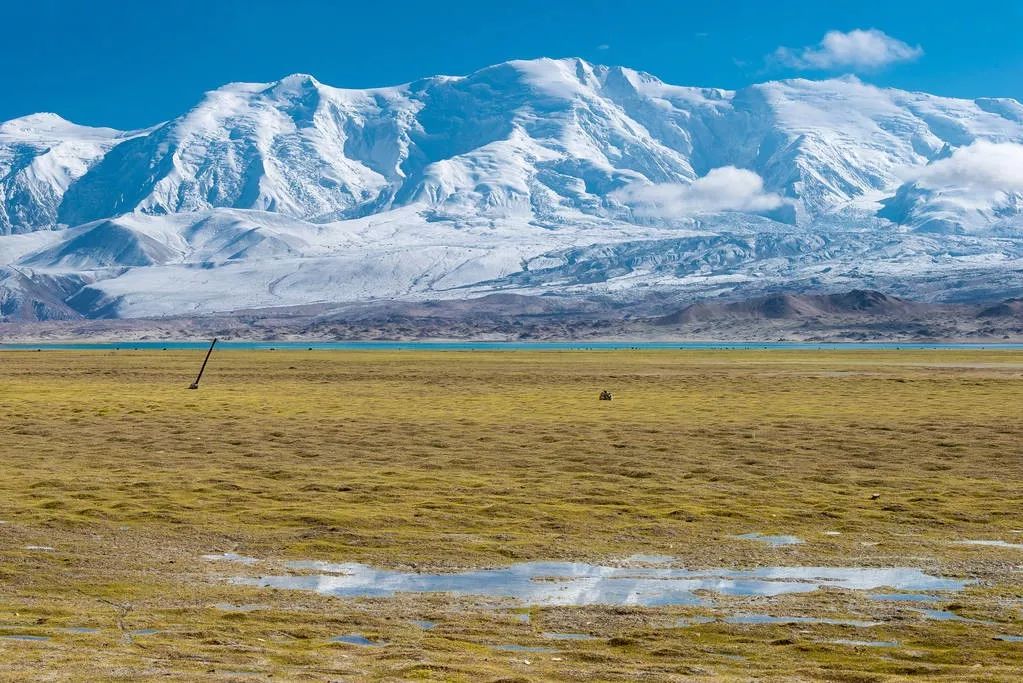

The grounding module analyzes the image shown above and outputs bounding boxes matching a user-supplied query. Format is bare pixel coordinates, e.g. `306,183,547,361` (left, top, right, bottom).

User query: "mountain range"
2,58,1023,322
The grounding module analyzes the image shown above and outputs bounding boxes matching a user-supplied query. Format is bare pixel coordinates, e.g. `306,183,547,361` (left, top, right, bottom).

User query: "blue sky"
5,0,1022,129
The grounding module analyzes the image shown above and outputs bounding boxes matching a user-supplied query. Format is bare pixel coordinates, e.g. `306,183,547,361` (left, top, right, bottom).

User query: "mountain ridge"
2,58,1023,321
7,58,1023,234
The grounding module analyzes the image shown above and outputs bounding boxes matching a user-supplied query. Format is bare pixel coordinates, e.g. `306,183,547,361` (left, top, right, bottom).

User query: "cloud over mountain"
613,167,786,218
904,141,1023,195
772,29,923,71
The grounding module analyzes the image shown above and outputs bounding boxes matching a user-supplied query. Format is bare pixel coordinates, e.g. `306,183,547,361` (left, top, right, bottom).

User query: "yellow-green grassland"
1,349,1021,681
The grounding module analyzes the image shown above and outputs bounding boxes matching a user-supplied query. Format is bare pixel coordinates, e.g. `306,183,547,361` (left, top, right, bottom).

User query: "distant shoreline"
4,341,1023,351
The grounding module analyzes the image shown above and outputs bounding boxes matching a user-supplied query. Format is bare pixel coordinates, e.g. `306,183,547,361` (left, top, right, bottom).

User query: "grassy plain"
0,349,1021,681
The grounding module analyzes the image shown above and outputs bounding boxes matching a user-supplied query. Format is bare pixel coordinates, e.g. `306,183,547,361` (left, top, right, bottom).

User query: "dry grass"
0,349,1021,681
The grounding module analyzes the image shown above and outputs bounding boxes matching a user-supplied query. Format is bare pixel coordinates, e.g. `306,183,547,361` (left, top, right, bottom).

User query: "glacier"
1,58,1022,320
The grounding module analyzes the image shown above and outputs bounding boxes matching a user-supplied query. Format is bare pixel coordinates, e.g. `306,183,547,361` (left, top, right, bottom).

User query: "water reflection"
230,561,968,607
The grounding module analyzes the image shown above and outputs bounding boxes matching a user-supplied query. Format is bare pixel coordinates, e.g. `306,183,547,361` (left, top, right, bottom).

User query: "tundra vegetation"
0,349,1021,680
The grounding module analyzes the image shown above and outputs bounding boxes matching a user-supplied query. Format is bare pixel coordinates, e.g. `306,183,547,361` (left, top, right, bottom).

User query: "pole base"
188,383,199,390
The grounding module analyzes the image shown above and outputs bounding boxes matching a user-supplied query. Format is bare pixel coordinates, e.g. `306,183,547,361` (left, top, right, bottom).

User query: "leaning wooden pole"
188,338,218,389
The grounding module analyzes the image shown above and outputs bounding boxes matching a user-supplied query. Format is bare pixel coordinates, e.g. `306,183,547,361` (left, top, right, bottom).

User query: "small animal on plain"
599,390,613,401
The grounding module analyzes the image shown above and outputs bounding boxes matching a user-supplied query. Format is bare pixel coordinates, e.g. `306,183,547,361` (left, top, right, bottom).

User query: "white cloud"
772,29,923,71
614,167,786,218
597,43,611,51
905,141,1023,195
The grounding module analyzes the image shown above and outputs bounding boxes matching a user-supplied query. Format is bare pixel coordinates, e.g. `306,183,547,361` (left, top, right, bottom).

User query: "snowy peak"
4,59,1023,235
2,59,1023,321
265,72,322,92
0,113,132,235
714,77,1023,218
0,112,123,143
57,73,419,227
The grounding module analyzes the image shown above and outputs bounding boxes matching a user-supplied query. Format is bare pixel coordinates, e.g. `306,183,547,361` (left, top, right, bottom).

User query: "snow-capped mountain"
0,113,139,236
2,58,1022,320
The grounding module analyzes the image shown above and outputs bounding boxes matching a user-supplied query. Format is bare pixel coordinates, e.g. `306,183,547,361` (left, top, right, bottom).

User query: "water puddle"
736,533,804,547
916,609,970,622
996,635,1023,642
0,626,98,638
831,639,899,647
957,540,1023,550
130,629,160,636
332,634,385,646
230,561,968,607
916,609,994,625
0,635,49,641
202,552,259,565
868,593,939,603
541,632,596,640
725,614,880,627
411,620,437,630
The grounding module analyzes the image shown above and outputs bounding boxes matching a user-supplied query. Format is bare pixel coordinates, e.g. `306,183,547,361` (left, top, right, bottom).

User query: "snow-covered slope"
0,114,136,235
56,75,422,227
2,58,1023,320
